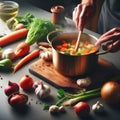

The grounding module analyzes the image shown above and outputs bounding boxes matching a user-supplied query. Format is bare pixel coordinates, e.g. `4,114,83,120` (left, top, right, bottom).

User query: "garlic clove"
58,106,66,113
92,101,104,113
49,105,59,113
40,51,52,61
76,77,91,87
33,81,42,89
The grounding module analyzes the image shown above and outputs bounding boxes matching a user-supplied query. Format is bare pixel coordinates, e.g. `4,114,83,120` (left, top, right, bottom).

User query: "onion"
4,81,19,96
101,81,120,104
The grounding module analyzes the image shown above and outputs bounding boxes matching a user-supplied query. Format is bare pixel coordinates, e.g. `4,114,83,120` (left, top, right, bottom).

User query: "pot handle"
47,30,63,44
96,43,113,55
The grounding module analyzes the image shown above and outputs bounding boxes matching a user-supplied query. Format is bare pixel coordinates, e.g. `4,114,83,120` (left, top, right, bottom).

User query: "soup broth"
55,39,98,55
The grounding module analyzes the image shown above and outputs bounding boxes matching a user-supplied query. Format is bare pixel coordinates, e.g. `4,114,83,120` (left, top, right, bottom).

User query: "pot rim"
47,30,109,56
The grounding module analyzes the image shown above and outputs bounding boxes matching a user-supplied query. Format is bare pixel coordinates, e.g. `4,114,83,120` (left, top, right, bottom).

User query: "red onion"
8,93,28,108
4,81,19,96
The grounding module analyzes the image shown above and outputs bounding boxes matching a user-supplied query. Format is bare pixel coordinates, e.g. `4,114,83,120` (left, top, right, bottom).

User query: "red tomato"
74,102,90,117
20,75,34,90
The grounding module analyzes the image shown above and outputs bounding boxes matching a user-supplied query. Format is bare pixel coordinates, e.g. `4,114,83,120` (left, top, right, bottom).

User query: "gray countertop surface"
0,0,120,120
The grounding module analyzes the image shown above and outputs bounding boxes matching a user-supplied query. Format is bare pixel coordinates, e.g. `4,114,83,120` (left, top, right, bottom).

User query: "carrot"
62,43,69,48
15,42,30,58
70,50,76,55
0,28,28,47
14,49,40,72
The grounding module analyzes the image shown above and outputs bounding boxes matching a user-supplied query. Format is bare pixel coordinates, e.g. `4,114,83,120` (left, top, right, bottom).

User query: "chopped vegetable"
14,49,40,72
56,40,98,56
55,88,100,106
0,28,28,47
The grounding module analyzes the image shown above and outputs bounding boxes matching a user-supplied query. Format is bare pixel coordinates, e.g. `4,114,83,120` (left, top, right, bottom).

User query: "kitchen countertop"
0,0,120,120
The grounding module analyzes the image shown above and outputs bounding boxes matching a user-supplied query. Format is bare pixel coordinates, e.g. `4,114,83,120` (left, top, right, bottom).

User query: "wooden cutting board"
29,58,120,90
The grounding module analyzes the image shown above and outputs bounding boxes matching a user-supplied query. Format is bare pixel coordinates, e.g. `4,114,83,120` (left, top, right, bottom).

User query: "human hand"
95,28,120,52
72,2,95,31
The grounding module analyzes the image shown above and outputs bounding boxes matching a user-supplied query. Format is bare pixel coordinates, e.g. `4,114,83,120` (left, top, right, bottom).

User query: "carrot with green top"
0,28,28,47
14,49,40,72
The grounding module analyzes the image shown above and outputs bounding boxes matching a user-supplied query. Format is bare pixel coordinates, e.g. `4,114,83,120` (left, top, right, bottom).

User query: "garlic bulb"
40,51,52,61
33,81,42,89
76,77,91,87
35,82,51,99
92,101,104,113
2,48,15,60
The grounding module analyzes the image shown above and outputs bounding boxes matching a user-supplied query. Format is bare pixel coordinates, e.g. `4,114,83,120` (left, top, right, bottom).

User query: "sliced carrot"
70,50,76,55
60,47,67,52
0,28,28,47
14,49,40,72
84,40,90,46
90,46,98,53
56,45,62,50
82,49,90,55
62,43,68,48
71,39,76,45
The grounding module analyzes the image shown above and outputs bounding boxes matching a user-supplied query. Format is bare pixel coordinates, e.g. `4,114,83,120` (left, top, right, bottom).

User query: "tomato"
101,81,120,104
20,75,34,90
74,101,90,117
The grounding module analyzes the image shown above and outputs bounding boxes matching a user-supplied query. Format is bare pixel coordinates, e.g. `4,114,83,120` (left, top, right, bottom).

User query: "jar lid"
51,5,64,13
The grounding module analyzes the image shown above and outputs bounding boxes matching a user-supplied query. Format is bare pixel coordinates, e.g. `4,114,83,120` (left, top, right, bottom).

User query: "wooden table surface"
0,0,120,120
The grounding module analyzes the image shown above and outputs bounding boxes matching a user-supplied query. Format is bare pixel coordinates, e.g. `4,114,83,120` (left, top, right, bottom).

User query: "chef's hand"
72,0,95,31
95,28,120,52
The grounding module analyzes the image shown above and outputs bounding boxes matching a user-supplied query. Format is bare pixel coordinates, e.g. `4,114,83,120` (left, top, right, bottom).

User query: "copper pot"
47,31,108,77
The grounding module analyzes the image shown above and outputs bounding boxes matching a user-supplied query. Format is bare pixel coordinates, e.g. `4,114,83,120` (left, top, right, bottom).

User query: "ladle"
75,31,82,52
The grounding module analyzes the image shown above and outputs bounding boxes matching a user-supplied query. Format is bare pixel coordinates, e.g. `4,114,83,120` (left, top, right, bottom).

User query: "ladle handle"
75,31,82,52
